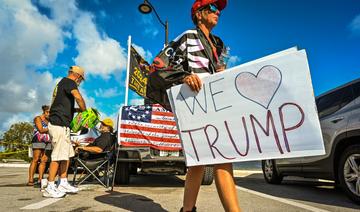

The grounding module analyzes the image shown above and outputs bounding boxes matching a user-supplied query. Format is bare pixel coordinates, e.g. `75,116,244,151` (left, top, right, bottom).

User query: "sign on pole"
167,48,325,166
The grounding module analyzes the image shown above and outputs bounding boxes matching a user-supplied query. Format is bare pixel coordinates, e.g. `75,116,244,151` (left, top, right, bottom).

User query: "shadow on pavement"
95,190,167,212
114,174,185,188
0,183,29,188
67,207,92,212
0,174,22,179
235,173,360,209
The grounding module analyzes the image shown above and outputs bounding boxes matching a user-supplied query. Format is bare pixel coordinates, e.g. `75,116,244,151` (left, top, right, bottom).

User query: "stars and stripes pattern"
118,104,181,151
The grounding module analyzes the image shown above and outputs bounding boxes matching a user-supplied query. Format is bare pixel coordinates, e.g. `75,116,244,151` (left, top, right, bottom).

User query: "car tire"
338,144,360,204
201,166,214,185
262,160,283,184
115,162,130,185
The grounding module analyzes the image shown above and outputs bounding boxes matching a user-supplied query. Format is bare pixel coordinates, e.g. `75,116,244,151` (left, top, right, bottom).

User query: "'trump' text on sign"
168,48,325,166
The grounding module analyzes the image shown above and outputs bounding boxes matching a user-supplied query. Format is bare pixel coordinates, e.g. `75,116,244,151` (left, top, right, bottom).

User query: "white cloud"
227,55,241,68
141,15,159,38
349,14,360,35
130,98,145,106
94,87,120,98
115,103,124,109
0,0,64,132
0,0,128,133
99,10,107,19
0,1,64,68
98,110,119,131
38,0,78,26
74,13,127,78
132,43,153,62
1,113,34,132
38,0,128,79
78,87,97,110
145,27,159,37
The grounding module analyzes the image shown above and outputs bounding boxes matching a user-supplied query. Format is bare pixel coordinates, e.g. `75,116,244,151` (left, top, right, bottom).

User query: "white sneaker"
58,182,79,194
41,179,48,192
42,185,66,198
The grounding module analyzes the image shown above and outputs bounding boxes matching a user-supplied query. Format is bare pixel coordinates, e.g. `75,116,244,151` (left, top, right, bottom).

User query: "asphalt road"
0,166,359,212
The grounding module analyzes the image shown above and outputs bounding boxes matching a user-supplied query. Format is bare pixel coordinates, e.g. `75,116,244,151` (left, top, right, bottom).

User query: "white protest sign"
167,48,325,166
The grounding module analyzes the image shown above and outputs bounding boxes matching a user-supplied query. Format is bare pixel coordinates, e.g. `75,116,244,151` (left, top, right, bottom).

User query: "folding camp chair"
72,134,116,188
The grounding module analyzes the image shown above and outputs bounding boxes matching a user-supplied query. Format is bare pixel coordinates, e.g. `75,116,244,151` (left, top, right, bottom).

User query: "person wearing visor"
44,66,87,198
146,0,240,211
75,118,114,157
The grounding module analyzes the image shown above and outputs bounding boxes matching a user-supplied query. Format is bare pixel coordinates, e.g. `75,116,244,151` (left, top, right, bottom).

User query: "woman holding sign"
147,0,240,211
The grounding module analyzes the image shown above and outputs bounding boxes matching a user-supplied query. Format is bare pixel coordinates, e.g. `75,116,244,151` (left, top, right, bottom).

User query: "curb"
234,170,262,174
233,170,262,177
0,163,263,174
0,163,30,168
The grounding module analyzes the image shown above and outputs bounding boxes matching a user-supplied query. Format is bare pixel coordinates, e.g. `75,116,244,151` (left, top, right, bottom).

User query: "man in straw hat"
43,66,87,198
147,0,240,211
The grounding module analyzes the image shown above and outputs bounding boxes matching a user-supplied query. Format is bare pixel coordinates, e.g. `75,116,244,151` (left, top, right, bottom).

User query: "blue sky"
0,0,359,134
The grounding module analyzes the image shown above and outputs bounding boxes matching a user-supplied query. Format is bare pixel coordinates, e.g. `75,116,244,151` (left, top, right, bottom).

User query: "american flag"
118,104,181,151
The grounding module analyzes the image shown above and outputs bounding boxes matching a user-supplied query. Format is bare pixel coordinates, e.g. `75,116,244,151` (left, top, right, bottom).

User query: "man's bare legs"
38,152,48,182
43,160,67,198
214,163,241,212
182,164,241,212
48,160,70,180
59,160,70,178
182,165,205,211
47,161,60,182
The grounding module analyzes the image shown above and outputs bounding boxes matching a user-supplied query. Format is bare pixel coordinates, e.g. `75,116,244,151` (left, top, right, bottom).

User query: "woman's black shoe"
179,206,197,212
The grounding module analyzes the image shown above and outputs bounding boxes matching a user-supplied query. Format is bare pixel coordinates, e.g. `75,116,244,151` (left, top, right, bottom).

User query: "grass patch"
0,150,30,162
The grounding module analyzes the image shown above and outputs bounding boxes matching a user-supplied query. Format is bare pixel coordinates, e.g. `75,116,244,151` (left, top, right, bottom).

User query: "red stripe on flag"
120,124,179,134
152,111,174,117
151,119,177,126
120,141,182,151
120,133,180,143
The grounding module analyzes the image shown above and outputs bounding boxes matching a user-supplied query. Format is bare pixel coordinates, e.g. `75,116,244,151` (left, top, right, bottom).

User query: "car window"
317,85,353,118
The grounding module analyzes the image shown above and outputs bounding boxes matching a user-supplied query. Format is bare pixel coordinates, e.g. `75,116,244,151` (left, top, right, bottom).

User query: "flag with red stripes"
118,104,181,150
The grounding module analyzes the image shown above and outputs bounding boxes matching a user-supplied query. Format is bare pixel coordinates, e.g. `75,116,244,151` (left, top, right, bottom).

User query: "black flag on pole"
128,46,150,98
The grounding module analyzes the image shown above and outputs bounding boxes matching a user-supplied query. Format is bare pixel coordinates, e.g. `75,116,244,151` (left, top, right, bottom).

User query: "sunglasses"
209,4,219,13
199,4,220,15
75,73,84,81
205,4,220,16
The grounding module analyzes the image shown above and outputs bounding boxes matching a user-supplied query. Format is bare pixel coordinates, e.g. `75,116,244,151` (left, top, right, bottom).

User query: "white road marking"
236,186,330,212
20,198,62,210
0,163,29,168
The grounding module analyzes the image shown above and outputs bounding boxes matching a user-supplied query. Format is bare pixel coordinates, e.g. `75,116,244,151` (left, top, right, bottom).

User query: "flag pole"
113,36,131,190
124,35,131,106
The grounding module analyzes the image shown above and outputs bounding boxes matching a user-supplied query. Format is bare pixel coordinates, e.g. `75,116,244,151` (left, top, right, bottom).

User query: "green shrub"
0,150,30,162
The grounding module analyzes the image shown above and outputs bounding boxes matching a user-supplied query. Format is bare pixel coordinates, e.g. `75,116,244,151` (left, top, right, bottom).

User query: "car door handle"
330,117,344,123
